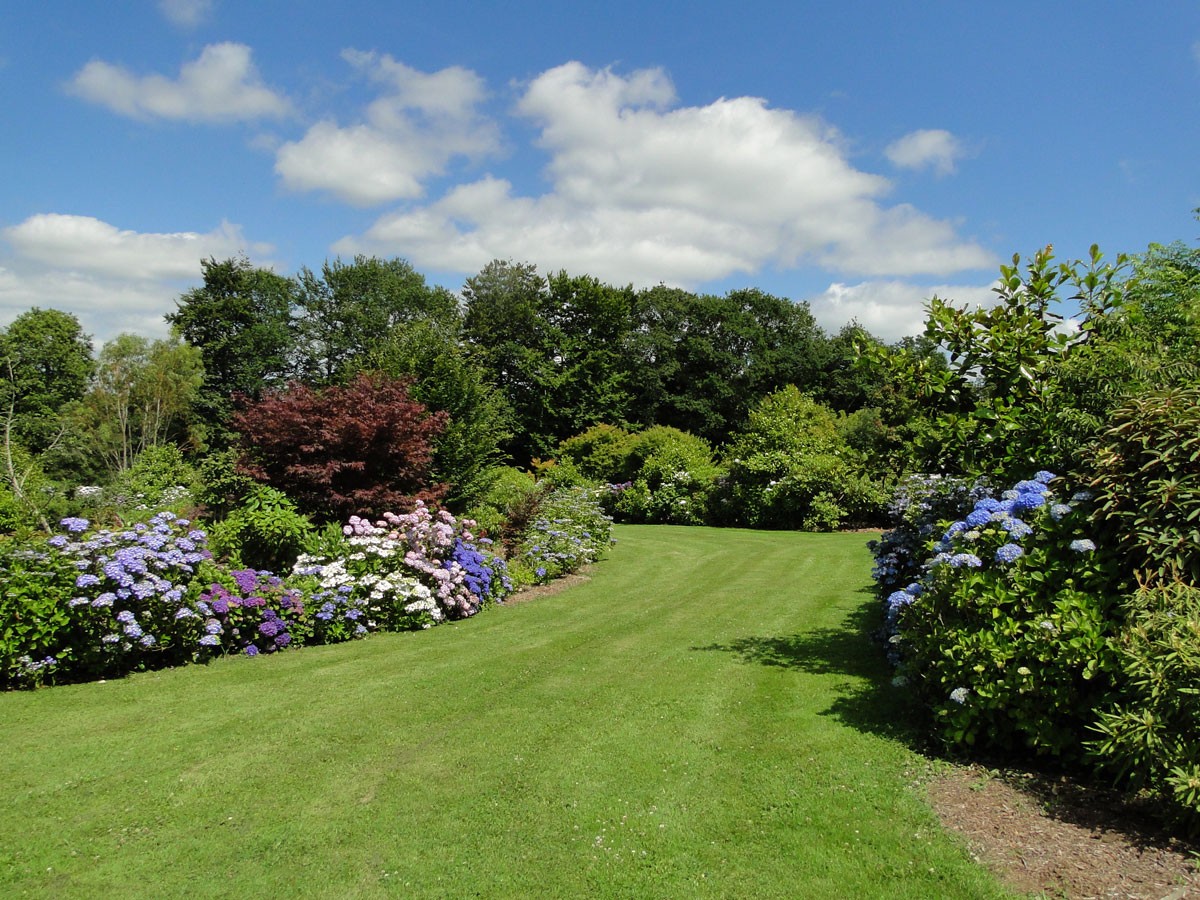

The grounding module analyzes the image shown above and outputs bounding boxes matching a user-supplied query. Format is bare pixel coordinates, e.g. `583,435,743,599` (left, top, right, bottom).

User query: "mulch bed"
926,764,1199,898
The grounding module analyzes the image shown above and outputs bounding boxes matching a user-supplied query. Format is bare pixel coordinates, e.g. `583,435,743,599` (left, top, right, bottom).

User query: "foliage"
463,465,540,542
207,483,315,572
1089,581,1200,833
555,423,637,482
0,536,81,686
0,308,94,455
1089,386,1200,586
166,256,298,442
715,387,887,530
462,261,638,462
363,318,513,510
511,485,614,584
233,372,448,523
884,473,1119,758
0,513,215,686
100,444,198,523
611,426,721,526
915,246,1129,481
296,255,459,384
68,333,205,476
626,286,830,445
191,447,258,520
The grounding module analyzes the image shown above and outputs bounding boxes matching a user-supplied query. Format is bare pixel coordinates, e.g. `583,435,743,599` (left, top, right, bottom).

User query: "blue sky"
2,1,1197,345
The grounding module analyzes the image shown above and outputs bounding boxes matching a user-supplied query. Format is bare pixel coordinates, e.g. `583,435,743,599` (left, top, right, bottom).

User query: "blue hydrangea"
994,543,1024,564
1069,539,1096,553
949,553,983,569
965,508,994,527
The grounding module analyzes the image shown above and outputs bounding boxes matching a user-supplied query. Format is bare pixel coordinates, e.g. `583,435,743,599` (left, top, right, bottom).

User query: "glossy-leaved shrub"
1090,386,1200,586
1089,581,1200,834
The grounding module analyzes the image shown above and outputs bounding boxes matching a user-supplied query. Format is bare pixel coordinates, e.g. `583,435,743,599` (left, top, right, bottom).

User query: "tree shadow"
692,596,927,747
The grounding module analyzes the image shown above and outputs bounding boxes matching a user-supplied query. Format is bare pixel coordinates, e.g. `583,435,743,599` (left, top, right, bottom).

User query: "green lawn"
0,526,1011,898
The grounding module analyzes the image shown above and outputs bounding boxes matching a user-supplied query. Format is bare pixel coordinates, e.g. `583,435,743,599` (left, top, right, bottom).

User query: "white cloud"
274,51,500,205
336,62,993,285
885,129,965,176
159,0,214,28
807,279,998,343
1,214,274,343
68,42,292,123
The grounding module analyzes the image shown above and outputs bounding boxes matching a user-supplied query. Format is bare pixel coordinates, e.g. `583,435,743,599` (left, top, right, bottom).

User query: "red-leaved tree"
233,373,449,522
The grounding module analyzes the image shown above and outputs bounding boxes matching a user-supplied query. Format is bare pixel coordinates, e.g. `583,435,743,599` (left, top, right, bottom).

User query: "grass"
0,525,1012,898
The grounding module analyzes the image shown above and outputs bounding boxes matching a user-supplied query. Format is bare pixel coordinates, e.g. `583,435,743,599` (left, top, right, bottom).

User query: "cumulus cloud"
807,279,998,343
159,0,214,28
1,214,273,343
336,62,993,285
885,128,966,176
274,50,500,205
68,42,292,123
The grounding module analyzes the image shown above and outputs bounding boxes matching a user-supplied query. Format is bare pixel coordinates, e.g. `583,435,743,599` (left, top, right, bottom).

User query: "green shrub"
1089,581,1200,833
715,388,887,531
464,466,542,552
1090,386,1200,586
208,484,315,572
104,444,198,523
612,426,720,525
556,424,636,482
0,537,79,687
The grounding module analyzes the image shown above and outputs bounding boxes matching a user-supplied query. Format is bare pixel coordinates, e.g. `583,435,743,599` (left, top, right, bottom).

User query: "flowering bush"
195,569,304,657
610,427,720,526
513,486,614,584
295,502,510,630
879,473,1119,758
0,537,80,687
869,474,993,604
0,512,215,685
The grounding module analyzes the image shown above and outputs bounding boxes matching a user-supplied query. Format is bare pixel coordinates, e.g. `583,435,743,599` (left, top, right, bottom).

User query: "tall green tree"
627,286,829,444
166,256,297,439
462,260,557,461
296,255,459,383
364,319,513,510
70,334,205,475
0,308,94,454
463,261,638,461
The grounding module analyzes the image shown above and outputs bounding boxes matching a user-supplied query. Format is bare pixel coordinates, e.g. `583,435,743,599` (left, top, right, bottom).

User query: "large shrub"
716,387,886,530
233,373,448,523
607,426,720,525
555,424,637,482
1089,581,1200,833
1089,386,1200,586
1,513,216,686
884,474,1119,758
207,484,315,573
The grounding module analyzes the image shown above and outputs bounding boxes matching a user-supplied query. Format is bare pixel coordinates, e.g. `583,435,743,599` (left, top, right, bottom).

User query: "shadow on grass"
692,595,926,747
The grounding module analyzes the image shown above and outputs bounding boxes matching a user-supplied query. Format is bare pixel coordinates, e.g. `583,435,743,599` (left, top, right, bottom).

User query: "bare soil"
926,764,1199,898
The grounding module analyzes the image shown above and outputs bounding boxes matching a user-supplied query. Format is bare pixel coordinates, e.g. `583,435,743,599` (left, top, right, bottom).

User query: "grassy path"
0,526,1010,898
